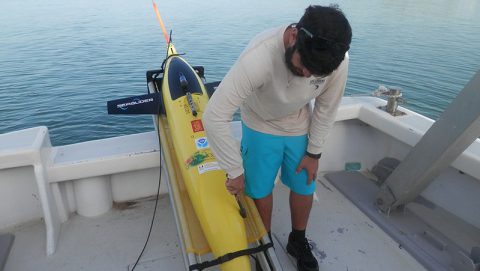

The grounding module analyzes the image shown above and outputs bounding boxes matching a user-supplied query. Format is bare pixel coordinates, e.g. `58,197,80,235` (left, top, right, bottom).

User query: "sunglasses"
298,27,350,52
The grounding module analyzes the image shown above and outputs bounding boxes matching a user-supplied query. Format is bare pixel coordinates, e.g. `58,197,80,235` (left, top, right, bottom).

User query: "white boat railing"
1,97,480,257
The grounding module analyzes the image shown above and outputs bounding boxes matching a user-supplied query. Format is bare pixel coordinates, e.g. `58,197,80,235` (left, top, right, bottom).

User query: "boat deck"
3,174,426,271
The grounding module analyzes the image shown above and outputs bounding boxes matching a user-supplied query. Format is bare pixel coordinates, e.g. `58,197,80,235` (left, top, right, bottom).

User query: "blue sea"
1,0,479,146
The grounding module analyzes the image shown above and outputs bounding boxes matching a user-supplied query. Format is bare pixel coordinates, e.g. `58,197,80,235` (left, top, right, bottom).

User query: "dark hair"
295,5,352,76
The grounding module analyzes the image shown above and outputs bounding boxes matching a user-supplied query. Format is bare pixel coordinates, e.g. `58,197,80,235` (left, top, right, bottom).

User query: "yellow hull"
159,44,250,270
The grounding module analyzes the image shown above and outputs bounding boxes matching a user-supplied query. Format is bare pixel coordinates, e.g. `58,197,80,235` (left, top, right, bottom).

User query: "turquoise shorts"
241,123,316,199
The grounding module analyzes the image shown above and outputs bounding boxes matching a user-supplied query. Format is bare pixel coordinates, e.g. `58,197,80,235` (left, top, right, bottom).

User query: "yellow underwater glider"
107,2,279,270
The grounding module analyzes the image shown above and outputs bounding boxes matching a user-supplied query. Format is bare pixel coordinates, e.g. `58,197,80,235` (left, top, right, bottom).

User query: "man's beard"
285,45,304,77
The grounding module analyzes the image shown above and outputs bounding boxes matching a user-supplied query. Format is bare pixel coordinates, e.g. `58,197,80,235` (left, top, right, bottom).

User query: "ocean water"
1,0,479,146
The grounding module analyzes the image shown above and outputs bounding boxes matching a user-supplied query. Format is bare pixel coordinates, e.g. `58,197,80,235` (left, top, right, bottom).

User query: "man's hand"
296,156,319,185
226,174,245,195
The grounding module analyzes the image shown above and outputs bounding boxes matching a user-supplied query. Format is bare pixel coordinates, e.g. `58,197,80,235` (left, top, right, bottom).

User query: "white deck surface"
4,175,426,271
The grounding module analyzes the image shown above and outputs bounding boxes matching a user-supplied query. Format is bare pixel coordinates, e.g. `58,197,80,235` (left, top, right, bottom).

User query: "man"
203,5,351,271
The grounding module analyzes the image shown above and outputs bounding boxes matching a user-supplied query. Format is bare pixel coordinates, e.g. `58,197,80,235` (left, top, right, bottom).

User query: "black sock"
291,228,306,241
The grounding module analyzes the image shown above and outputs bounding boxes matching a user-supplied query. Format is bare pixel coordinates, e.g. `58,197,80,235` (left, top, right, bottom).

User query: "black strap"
189,242,274,271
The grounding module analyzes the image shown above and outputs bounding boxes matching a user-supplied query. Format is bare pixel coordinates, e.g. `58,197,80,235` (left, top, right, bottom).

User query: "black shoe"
286,232,319,271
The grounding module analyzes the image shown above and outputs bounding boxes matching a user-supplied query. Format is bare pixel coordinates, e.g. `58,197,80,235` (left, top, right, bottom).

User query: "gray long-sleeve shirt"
203,25,349,178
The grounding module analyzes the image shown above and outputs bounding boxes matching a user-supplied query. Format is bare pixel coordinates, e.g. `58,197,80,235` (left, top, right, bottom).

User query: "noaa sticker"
197,162,221,174
195,137,209,150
